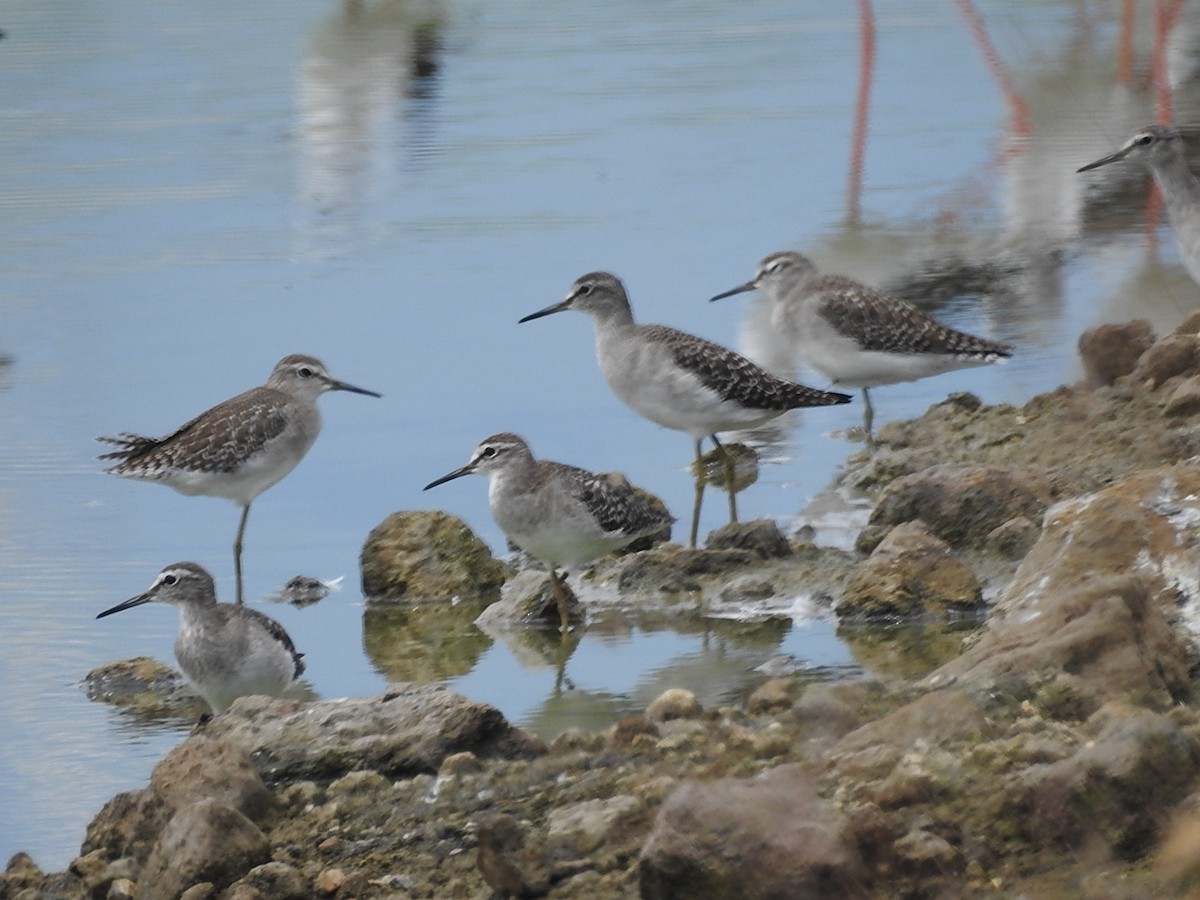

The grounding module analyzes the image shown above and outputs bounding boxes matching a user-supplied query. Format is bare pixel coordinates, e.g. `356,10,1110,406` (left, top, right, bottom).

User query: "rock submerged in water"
359,509,506,600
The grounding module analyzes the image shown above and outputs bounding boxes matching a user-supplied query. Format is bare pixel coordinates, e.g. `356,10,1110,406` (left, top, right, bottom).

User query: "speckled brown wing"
811,276,1013,359
98,387,291,476
553,463,674,538
640,324,852,411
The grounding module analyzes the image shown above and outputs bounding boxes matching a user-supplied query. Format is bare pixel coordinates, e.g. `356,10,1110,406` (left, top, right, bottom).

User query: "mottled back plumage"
97,355,380,603
424,432,674,629
641,323,853,411
520,271,850,546
809,275,1012,359
98,389,292,477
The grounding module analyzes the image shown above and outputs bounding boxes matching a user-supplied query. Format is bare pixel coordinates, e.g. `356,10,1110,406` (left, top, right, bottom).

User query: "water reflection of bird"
97,355,380,604
298,0,446,258
96,562,305,716
424,432,674,632
1078,125,1200,286
520,272,850,547
711,252,1012,447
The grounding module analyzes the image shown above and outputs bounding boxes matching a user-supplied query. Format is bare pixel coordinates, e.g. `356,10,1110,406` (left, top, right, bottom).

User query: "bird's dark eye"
482,446,498,458
1136,134,1154,146
162,574,178,586
577,284,593,296
298,367,313,378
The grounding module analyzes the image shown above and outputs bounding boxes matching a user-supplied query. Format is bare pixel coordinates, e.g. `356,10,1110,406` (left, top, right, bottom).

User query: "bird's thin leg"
689,438,705,548
234,503,252,605
711,433,738,524
549,567,571,633
862,387,875,450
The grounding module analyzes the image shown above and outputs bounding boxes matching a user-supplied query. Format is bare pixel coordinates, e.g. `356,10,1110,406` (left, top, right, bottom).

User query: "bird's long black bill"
96,592,153,620
330,379,382,398
423,465,474,491
1077,148,1130,173
518,299,570,323
709,281,757,302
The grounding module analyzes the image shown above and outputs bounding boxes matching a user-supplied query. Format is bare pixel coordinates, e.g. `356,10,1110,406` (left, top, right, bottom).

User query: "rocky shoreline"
10,314,1200,899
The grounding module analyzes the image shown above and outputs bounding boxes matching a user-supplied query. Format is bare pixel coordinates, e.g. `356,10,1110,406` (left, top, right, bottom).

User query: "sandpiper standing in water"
520,272,850,547
98,354,381,603
96,561,306,715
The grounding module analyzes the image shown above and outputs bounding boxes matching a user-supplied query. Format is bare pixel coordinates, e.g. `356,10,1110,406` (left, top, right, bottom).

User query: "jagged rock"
229,861,309,899
984,515,1040,559
1077,320,1155,387
474,568,583,630
747,678,797,715
929,467,1200,707
840,521,983,619
360,510,505,600
138,798,269,898
999,704,1200,857
639,765,864,899
546,796,642,860
645,689,702,723
201,684,545,781
476,814,550,897
1164,374,1200,416
704,519,791,558
857,463,1095,552
1133,333,1200,388
81,736,272,865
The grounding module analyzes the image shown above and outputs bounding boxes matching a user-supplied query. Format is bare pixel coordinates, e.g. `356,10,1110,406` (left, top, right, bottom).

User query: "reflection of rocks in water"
362,597,492,682
837,619,982,680
297,0,446,258
83,655,317,728
691,442,759,493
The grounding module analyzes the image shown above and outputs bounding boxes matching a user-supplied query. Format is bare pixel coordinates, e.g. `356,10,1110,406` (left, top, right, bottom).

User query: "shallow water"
3,0,1200,869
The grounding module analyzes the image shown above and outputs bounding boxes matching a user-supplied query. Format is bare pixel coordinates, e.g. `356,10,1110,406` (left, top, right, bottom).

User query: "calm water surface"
3,0,1199,869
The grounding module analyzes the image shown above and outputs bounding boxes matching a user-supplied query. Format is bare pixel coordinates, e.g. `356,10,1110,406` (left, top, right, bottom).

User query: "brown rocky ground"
12,315,1200,899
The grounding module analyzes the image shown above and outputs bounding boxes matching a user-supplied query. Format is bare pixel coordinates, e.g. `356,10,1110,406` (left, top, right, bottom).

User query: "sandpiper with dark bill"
711,252,1012,446
1078,125,1200,287
424,432,674,631
520,272,851,547
96,561,306,715
98,354,381,603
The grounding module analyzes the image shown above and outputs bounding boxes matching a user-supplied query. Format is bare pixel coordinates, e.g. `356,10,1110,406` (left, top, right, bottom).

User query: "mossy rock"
360,510,505,600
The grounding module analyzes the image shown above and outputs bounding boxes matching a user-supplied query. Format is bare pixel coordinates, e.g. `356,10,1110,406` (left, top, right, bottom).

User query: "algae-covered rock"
840,521,983,619
360,509,505,600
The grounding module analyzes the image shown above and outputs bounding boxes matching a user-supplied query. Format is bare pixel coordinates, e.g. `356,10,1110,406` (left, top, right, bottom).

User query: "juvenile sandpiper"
520,272,851,547
98,354,381,603
96,561,306,715
1077,125,1200,286
424,432,674,631
711,252,1011,446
